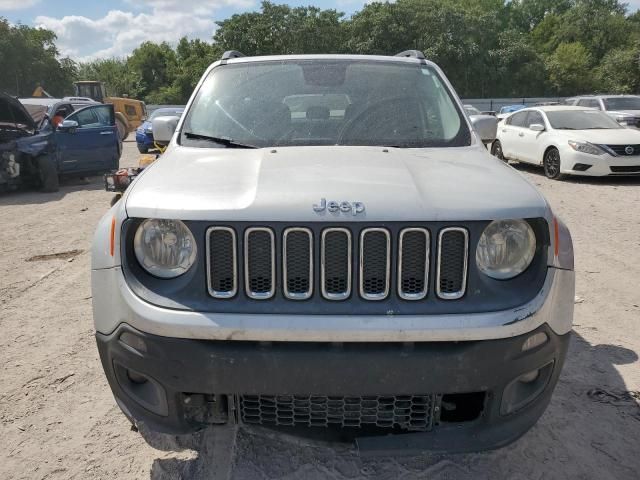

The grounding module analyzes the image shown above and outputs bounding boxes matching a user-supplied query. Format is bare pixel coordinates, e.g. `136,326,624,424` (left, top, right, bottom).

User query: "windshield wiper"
184,132,258,149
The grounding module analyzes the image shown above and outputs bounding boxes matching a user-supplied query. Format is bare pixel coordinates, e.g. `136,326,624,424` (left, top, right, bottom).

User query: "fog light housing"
522,332,548,352
501,361,554,415
572,163,592,172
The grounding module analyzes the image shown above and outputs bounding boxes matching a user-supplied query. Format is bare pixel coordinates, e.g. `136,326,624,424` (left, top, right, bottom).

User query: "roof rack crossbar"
394,50,426,60
221,50,246,61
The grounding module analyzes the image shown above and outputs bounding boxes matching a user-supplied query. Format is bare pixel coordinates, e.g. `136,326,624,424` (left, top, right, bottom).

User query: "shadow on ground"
0,176,104,206
144,331,640,479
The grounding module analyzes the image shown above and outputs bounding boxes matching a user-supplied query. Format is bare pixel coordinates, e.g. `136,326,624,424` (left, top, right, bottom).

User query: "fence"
462,97,567,113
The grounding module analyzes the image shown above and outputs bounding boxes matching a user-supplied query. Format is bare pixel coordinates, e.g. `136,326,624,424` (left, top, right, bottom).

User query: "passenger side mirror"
58,120,79,133
470,115,498,144
152,116,180,144
529,123,545,132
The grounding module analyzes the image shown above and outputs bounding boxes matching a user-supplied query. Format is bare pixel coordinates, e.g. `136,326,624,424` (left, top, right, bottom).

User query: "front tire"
543,148,565,180
491,140,507,162
37,155,59,192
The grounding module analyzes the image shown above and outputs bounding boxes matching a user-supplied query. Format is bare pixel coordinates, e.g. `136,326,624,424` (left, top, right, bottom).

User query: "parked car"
492,106,640,179
92,50,574,453
565,95,640,129
135,107,184,153
1,93,121,192
496,104,526,122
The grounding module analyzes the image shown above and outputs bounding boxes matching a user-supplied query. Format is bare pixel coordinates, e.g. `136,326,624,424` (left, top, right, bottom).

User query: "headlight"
144,127,153,134
568,140,604,155
476,219,536,280
133,219,197,278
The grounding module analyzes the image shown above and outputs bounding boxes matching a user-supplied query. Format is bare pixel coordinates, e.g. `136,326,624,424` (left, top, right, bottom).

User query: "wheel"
116,117,129,142
37,155,59,192
543,148,565,180
491,140,507,162
137,144,148,154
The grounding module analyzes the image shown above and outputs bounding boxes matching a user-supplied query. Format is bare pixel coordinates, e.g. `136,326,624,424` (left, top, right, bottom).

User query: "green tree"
0,18,76,96
76,58,138,98
214,1,346,55
596,45,640,93
545,41,593,94
126,41,178,99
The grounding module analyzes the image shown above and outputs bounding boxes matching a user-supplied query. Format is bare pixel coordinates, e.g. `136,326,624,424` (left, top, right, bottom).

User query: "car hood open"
0,92,37,131
125,145,549,222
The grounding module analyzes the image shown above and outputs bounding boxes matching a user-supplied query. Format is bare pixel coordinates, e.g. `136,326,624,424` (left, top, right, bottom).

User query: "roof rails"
395,50,426,60
221,50,246,61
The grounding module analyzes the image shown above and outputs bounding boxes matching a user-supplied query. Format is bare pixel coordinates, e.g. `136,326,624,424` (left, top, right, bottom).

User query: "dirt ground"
1,140,639,480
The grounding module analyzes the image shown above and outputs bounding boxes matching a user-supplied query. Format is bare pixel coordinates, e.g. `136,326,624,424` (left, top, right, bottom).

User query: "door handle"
100,131,113,135
518,132,525,137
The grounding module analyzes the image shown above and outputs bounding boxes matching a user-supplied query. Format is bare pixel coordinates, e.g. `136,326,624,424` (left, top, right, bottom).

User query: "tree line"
2,0,640,103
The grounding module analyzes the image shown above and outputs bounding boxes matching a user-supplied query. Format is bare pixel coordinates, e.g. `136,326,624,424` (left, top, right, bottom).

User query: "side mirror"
470,115,498,144
58,120,79,132
152,116,180,144
529,123,545,132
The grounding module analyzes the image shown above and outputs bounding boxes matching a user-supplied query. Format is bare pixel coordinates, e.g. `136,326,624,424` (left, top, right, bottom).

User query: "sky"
1,0,639,62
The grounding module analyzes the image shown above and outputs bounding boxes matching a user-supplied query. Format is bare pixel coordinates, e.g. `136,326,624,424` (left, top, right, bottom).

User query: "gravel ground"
1,140,639,479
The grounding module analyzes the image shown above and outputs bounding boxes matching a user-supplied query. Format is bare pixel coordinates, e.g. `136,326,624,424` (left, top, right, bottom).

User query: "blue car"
1,93,121,192
136,107,184,153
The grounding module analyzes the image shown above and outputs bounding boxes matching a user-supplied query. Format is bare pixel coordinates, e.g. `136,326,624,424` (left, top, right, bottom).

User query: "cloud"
0,0,39,10
35,0,253,61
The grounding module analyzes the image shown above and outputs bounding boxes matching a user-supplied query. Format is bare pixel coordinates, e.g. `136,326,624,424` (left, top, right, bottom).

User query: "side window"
526,111,544,127
67,105,114,128
124,104,137,117
510,111,528,127
578,99,600,109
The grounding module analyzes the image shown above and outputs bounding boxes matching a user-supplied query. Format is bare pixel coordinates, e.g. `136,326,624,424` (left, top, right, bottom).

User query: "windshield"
181,60,470,148
150,108,184,120
546,110,622,130
603,97,640,111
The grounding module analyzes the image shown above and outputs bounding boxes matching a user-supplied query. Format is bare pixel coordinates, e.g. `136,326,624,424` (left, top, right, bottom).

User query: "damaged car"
1,93,121,193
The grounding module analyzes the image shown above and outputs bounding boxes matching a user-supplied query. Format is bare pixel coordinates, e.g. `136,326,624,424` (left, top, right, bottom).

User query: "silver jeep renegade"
92,50,574,453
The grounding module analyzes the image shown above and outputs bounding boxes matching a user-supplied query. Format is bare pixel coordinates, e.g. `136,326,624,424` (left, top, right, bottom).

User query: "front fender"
92,200,128,270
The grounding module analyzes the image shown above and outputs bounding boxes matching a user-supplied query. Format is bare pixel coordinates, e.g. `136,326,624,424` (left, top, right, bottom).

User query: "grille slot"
240,394,435,431
283,228,313,300
244,227,275,299
359,228,391,300
436,227,468,300
398,228,429,300
321,228,352,300
206,227,237,298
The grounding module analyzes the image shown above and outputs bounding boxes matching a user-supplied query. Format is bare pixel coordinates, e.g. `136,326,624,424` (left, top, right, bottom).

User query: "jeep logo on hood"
313,198,365,216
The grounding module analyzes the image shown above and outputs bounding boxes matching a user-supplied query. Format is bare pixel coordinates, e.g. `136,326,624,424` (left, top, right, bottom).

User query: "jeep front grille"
206,225,469,301
398,228,430,300
321,228,352,300
436,227,469,299
239,394,436,431
206,227,237,298
244,227,275,299
283,228,313,299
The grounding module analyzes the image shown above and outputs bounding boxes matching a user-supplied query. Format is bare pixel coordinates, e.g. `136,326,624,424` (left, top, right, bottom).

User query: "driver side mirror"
529,123,545,132
470,115,498,144
58,120,79,133
152,116,180,144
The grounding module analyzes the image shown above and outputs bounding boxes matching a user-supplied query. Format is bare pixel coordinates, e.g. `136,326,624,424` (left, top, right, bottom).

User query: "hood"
125,145,549,222
0,93,37,130
555,128,640,145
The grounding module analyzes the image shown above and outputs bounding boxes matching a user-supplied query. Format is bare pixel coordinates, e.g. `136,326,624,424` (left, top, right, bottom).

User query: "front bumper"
97,322,570,452
560,147,640,176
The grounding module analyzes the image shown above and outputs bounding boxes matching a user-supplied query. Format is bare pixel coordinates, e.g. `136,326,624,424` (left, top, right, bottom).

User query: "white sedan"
492,106,640,179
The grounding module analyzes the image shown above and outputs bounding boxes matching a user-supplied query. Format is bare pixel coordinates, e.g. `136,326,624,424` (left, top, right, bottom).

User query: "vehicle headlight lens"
568,140,604,155
476,219,536,280
133,219,197,278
